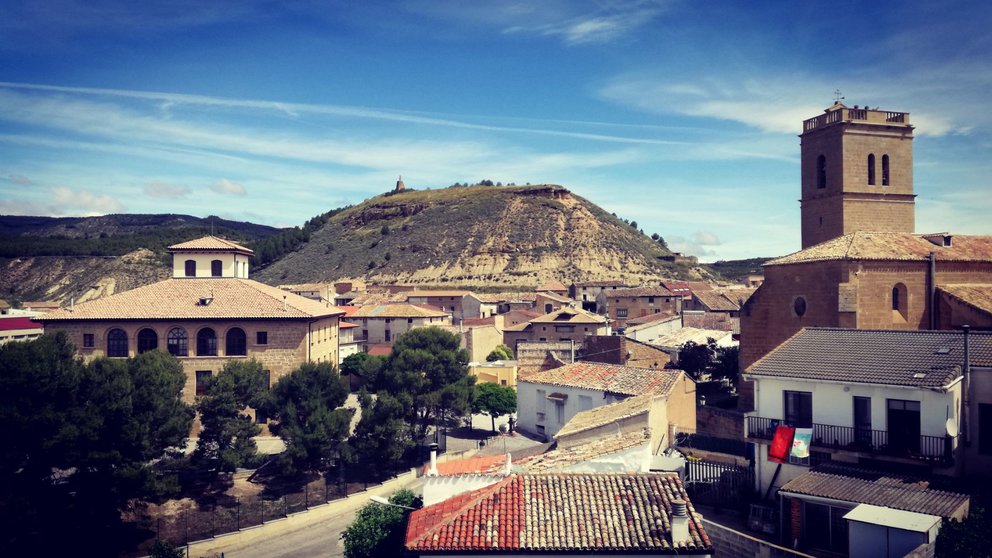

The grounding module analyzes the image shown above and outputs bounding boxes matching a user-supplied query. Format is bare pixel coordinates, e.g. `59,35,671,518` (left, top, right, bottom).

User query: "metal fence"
675,432,753,459
684,459,755,510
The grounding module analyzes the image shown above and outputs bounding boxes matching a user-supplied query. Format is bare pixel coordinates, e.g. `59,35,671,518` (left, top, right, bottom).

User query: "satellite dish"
946,417,959,437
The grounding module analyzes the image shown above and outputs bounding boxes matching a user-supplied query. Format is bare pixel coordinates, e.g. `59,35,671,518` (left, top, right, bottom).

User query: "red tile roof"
406,473,711,553
424,454,508,476
521,361,683,397
368,343,393,356
768,232,992,266
167,235,253,254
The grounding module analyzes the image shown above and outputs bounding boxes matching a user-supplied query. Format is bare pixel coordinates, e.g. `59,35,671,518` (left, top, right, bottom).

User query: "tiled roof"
746,328,992,388
624,338,672,369
939,284,992,316
368,343,393,356
609,286,676,298
529,307,607,324
555,394,655,439
650,327,733,349
475,292,537,303
22,301,60,310
767,232,992,266
571,280,630,288
167,235,253,254
536,280,568,292
0,317,42,331
405,473,711,553
692,290,740,312
406,290,472,298
349,303,449,318
521,362,683,397
279,282,331,292
349,290,407,306
661,281,693,296
780,470,969,518
519,429,651,472
339,321,358,329
425,454,509,476
36,278,343,321
682,312,738,333
625,312,680,329
535,291,571,303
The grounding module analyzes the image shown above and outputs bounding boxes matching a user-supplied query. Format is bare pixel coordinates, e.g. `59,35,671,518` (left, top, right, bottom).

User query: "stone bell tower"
799,102,916,248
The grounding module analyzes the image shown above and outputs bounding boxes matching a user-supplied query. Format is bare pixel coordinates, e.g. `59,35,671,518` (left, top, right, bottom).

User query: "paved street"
213,508,354,558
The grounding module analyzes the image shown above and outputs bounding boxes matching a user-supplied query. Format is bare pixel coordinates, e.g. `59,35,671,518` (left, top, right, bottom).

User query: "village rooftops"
528,307,607,324
167,235,253,255
693,289,748,312
520,428,651,472
474,291,537,303
554,394,656,439
536,279,568,293
746,327,992,389
522,361,683,397
571,280,630,288
36,278,343,321
405,472,711,554
609,286,676,298
347,303,449,319
938,284,992,316
405,290,475,298
766,232,992,266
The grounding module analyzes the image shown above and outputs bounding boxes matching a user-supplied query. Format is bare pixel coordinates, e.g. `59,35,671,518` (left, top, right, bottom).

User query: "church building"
739,104,992,404
37,236,344,404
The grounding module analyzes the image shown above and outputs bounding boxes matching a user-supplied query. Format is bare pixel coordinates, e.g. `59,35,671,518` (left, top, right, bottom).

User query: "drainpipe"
962,325,971,448
928,252,937,330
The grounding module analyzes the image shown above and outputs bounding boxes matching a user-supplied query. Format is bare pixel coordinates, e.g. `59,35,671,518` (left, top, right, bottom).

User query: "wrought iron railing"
746,416,952,464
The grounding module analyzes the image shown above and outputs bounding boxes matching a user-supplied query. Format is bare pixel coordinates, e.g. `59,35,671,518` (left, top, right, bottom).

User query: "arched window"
892,283,908,321
185,259,197,277
167,327,188,357
107,328,128,357
816,155,826,189
137,328,158,353
882,154,890,186
226,327,247,356
891,287,900,310
197,328,217,356
867,154,876,185
211,259,223,277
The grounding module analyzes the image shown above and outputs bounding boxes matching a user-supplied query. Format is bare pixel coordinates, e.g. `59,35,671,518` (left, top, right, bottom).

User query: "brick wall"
696,406,745,439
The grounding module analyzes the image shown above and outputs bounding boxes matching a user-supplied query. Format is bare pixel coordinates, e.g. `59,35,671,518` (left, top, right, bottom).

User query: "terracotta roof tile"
36,278,343,321
746,328,992,387
406,290,474,298
520,429,651,472
555,396,656,439
475,292,537,303
424,454,509,476
780,470,969,518
529,307,607,325
692,290,740,312
938,284,992,316
767,232,992,266
609,286,676,298
521,362,683,397
536,280,568,292
405,473,711,553
650,327,733,349
349,303,449,318
167,235,253,254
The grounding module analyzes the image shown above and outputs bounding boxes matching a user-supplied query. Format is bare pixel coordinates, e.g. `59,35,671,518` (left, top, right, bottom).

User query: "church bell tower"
799,102,916,248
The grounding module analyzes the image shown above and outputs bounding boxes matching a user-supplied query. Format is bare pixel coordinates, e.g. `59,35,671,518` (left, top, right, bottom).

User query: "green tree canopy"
343,489,421,558
486,343,513,362
192,359,270,473
346,390,415,480
0,334,194,552
472,382,517,432
270,362,354,475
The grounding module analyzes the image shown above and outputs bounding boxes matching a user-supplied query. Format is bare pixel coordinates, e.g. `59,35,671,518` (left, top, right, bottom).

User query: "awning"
546,392,568,402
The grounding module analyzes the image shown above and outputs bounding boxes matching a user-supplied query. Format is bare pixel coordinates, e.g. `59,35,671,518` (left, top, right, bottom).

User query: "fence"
675,431,753,459
684,459,755,510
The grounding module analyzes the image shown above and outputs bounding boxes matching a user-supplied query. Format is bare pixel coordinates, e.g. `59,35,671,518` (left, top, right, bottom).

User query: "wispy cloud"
51,186,124,215
210,178,246,196
144,181,190,198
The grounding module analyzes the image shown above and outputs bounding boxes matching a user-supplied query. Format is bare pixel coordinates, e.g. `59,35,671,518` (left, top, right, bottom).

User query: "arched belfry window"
226,327,247,356
185,259,196,277
107,328,128,357
867,154,876,185
816,155,826,189
211,259,223,277
882,154,890,186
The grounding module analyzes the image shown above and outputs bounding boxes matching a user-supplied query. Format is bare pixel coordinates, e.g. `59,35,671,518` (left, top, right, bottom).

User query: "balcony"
746,416,953,465
803,107,910,132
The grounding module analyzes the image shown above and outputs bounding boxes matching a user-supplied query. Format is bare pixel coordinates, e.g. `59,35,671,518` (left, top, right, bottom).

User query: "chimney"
427,444,439,477
503,453,512,475
283,295,288,312
670,499,690,546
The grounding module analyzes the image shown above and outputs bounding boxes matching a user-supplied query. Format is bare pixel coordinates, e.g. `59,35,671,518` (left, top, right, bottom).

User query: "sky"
0,0,990,262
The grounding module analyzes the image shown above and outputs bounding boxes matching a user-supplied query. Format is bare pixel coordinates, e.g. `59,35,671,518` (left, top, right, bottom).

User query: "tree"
193,360,269,473
346,390,415,480
270,362,354,475
0,334,194,552
676,340,712,380
937,502,992,557
342,489,421,558
372,327,474,439
485,343,513,362
472,383,517,432
711,346,739,382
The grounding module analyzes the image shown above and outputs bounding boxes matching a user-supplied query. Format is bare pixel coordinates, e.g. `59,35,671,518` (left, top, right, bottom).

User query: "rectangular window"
536,389,546,413
256,331,268,345
82,333,95,348
555,325,575,333
361,329,368,340
385,318,391,324
408,318,413,324
617,308,628,318
556,402,565,424
648,297,655,304
195,370,212,396
384,330,391,342
784,390,813,428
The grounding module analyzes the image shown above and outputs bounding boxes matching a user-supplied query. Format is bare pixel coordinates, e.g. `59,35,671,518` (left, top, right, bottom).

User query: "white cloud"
50,186,124,215
210,178,246,195
143,181,190,198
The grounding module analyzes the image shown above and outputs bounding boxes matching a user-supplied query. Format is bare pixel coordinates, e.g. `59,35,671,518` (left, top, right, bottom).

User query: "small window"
184,259,196,277
195,370,212,396
648,297,655,304
617,308,628,318
545,304,553,313
892,287,900,310
362,329,368,339
137,328,158,353
167,327,188,357
211,259,222,277
867,154,876,185
226,327,247,356
107,328,128,357
892,283,908,321
784,390,813,428
197,328,217,356
82,333,95,348
385,318,391,324
256,331,268,345
816,154,827,189
384,330,391,342
407,318,413,324
882,154,890,185
793,296,807,317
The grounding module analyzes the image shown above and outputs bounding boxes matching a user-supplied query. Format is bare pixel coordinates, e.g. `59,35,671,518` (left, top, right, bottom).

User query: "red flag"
768,425,796,464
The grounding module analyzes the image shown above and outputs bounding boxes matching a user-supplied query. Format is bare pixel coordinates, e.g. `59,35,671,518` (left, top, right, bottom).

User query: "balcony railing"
746,416,952,465
803,108,910,132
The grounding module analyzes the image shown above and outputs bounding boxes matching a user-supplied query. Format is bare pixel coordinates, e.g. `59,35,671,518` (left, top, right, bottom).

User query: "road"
207,507,355,558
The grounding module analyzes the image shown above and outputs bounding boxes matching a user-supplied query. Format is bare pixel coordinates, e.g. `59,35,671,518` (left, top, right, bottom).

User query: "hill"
253,184,709,288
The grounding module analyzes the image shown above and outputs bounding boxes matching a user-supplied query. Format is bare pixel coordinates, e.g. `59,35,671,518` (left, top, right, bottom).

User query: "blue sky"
1,0,990,262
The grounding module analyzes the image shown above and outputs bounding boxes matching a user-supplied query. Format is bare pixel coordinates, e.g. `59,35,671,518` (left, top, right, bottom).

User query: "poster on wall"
791,428,813,459
768,425,796,464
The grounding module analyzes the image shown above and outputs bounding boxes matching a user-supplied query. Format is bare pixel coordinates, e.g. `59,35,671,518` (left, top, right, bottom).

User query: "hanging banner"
768,425,796,464
791,428,813,459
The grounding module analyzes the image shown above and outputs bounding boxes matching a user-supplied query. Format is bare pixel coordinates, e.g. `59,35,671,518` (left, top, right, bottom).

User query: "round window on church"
793,296,807,317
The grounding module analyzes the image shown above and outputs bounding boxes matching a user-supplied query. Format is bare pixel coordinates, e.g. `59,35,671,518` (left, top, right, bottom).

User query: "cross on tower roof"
833,89,845,103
